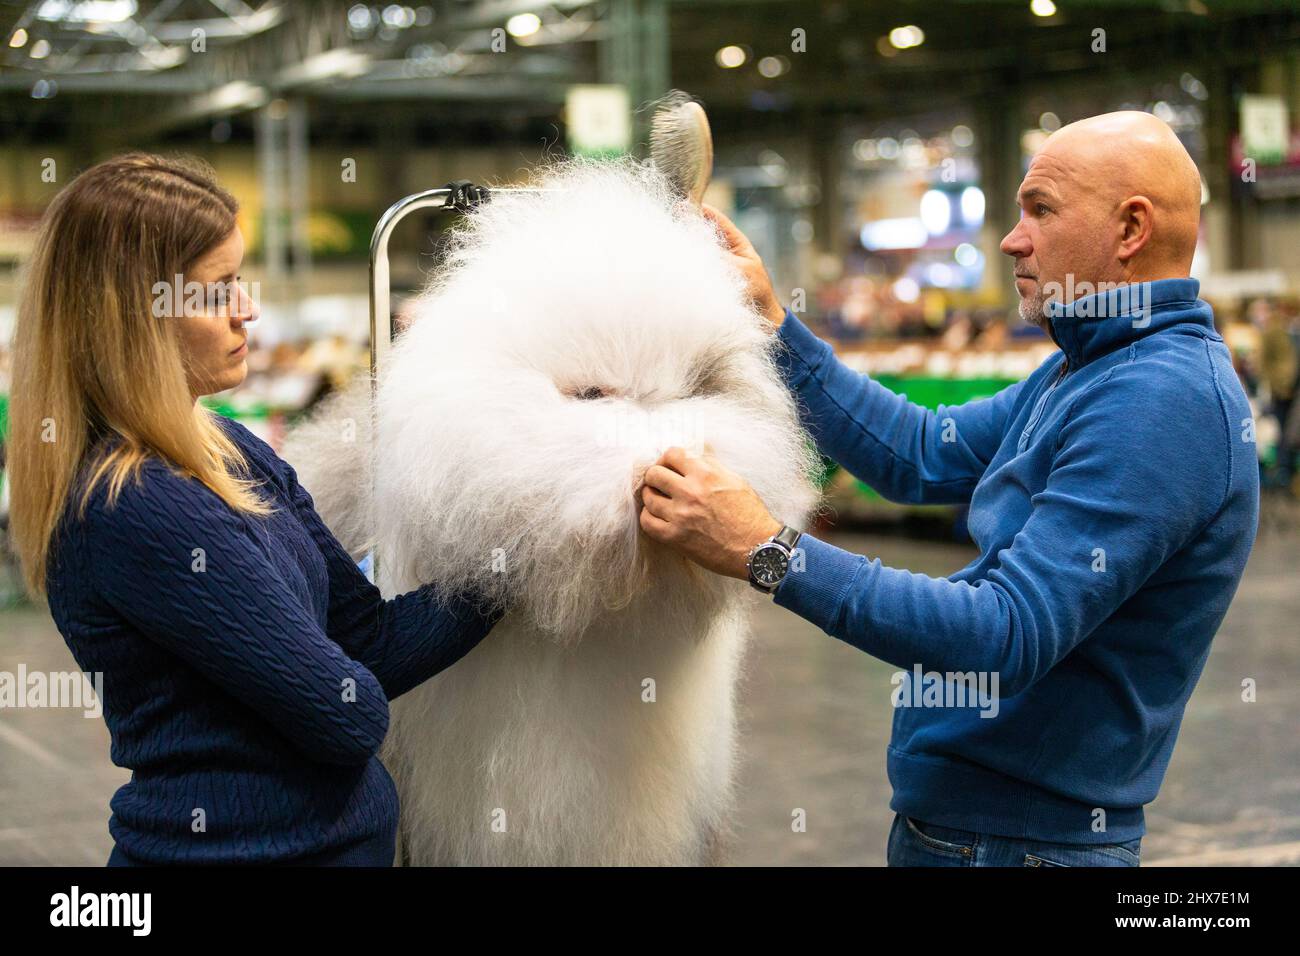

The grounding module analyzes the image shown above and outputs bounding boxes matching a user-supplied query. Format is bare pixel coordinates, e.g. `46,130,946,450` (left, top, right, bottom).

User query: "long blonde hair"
8,152,272,597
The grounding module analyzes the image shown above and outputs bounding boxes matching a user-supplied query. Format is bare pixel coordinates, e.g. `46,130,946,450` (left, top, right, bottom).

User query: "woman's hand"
701,204,786,332
638,446,782,580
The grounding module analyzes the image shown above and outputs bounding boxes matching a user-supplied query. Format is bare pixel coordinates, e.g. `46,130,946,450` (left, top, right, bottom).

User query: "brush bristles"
649,93,713,206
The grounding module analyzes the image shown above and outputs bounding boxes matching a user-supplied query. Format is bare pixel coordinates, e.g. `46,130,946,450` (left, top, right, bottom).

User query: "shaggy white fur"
286,159,820,865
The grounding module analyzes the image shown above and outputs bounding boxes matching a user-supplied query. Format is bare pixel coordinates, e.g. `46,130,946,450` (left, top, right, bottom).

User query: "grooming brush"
648,91,714,208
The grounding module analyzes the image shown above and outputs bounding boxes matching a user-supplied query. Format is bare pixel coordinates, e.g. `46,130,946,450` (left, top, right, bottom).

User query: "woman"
7,152,500,865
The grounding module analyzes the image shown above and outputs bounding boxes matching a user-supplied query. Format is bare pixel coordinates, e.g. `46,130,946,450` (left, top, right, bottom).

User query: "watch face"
751,544,790,588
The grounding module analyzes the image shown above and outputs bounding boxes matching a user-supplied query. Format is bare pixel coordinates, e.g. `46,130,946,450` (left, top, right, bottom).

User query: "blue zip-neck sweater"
46,414,500,865
772,278,1258,844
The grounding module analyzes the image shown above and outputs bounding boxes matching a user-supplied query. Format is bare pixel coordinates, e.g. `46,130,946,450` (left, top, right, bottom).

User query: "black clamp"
444,180,490,212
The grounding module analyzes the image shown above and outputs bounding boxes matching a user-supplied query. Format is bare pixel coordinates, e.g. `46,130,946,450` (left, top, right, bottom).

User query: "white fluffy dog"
287,160,819,865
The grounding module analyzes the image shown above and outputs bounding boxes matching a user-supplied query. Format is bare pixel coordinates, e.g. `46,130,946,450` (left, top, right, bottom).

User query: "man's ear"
1117,196,1155,263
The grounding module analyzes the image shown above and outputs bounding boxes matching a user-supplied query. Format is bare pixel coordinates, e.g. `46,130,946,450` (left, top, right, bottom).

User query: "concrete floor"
2,522,1298,866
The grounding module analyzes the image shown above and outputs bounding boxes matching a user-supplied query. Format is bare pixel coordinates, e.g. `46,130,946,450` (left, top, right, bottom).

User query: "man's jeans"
887,813,1141,867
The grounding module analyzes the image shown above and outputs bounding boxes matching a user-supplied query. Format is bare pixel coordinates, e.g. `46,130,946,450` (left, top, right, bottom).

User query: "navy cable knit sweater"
45,414,500,865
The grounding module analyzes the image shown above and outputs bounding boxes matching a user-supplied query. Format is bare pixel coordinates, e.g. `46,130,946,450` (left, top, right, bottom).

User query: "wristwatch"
746,526,802,595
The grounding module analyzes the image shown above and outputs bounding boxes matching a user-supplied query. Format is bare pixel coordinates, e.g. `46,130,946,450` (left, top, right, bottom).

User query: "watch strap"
773,525,801,552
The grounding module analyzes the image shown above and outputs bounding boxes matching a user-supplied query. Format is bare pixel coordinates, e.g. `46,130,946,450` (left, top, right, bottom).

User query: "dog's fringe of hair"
375,156,819,639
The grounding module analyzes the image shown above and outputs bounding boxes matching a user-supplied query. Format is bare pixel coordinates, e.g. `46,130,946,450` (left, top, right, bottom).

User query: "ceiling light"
861,218,927,251
506,13,541,38
920,190,952,235
716,45,745,68
888,25,924,50
36,0,136,23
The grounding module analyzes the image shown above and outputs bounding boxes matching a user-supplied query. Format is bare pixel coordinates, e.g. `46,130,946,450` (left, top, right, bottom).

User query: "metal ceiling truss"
1,0,603,92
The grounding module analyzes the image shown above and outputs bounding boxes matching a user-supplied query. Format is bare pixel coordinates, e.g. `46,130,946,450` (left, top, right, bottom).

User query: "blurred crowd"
812,275,1043,347
1216,296,1300,493
222,334,369,417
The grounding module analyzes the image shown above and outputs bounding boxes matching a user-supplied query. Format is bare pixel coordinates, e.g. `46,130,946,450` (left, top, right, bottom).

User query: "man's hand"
638,446,783,580
701,204,786,332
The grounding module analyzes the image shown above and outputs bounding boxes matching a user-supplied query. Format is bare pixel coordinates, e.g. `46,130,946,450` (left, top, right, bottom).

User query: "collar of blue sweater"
1043,276,1208,368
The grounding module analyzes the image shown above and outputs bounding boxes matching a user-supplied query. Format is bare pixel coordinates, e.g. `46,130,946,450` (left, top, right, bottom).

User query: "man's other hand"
702,204,786,332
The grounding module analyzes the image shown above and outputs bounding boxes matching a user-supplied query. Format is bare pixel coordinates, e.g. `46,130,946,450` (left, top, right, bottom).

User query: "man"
1256,298,1298,486
639,111,1259,867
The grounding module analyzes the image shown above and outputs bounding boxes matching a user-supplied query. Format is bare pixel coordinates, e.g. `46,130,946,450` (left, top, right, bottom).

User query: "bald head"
1046,111,1202,269
1001,111,1203,325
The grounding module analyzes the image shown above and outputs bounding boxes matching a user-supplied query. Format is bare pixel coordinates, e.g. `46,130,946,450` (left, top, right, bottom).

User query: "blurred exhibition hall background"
1,0,1299,865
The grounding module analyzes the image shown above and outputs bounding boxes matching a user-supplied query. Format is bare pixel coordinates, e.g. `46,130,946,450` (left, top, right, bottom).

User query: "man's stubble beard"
1017,285,1051,328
